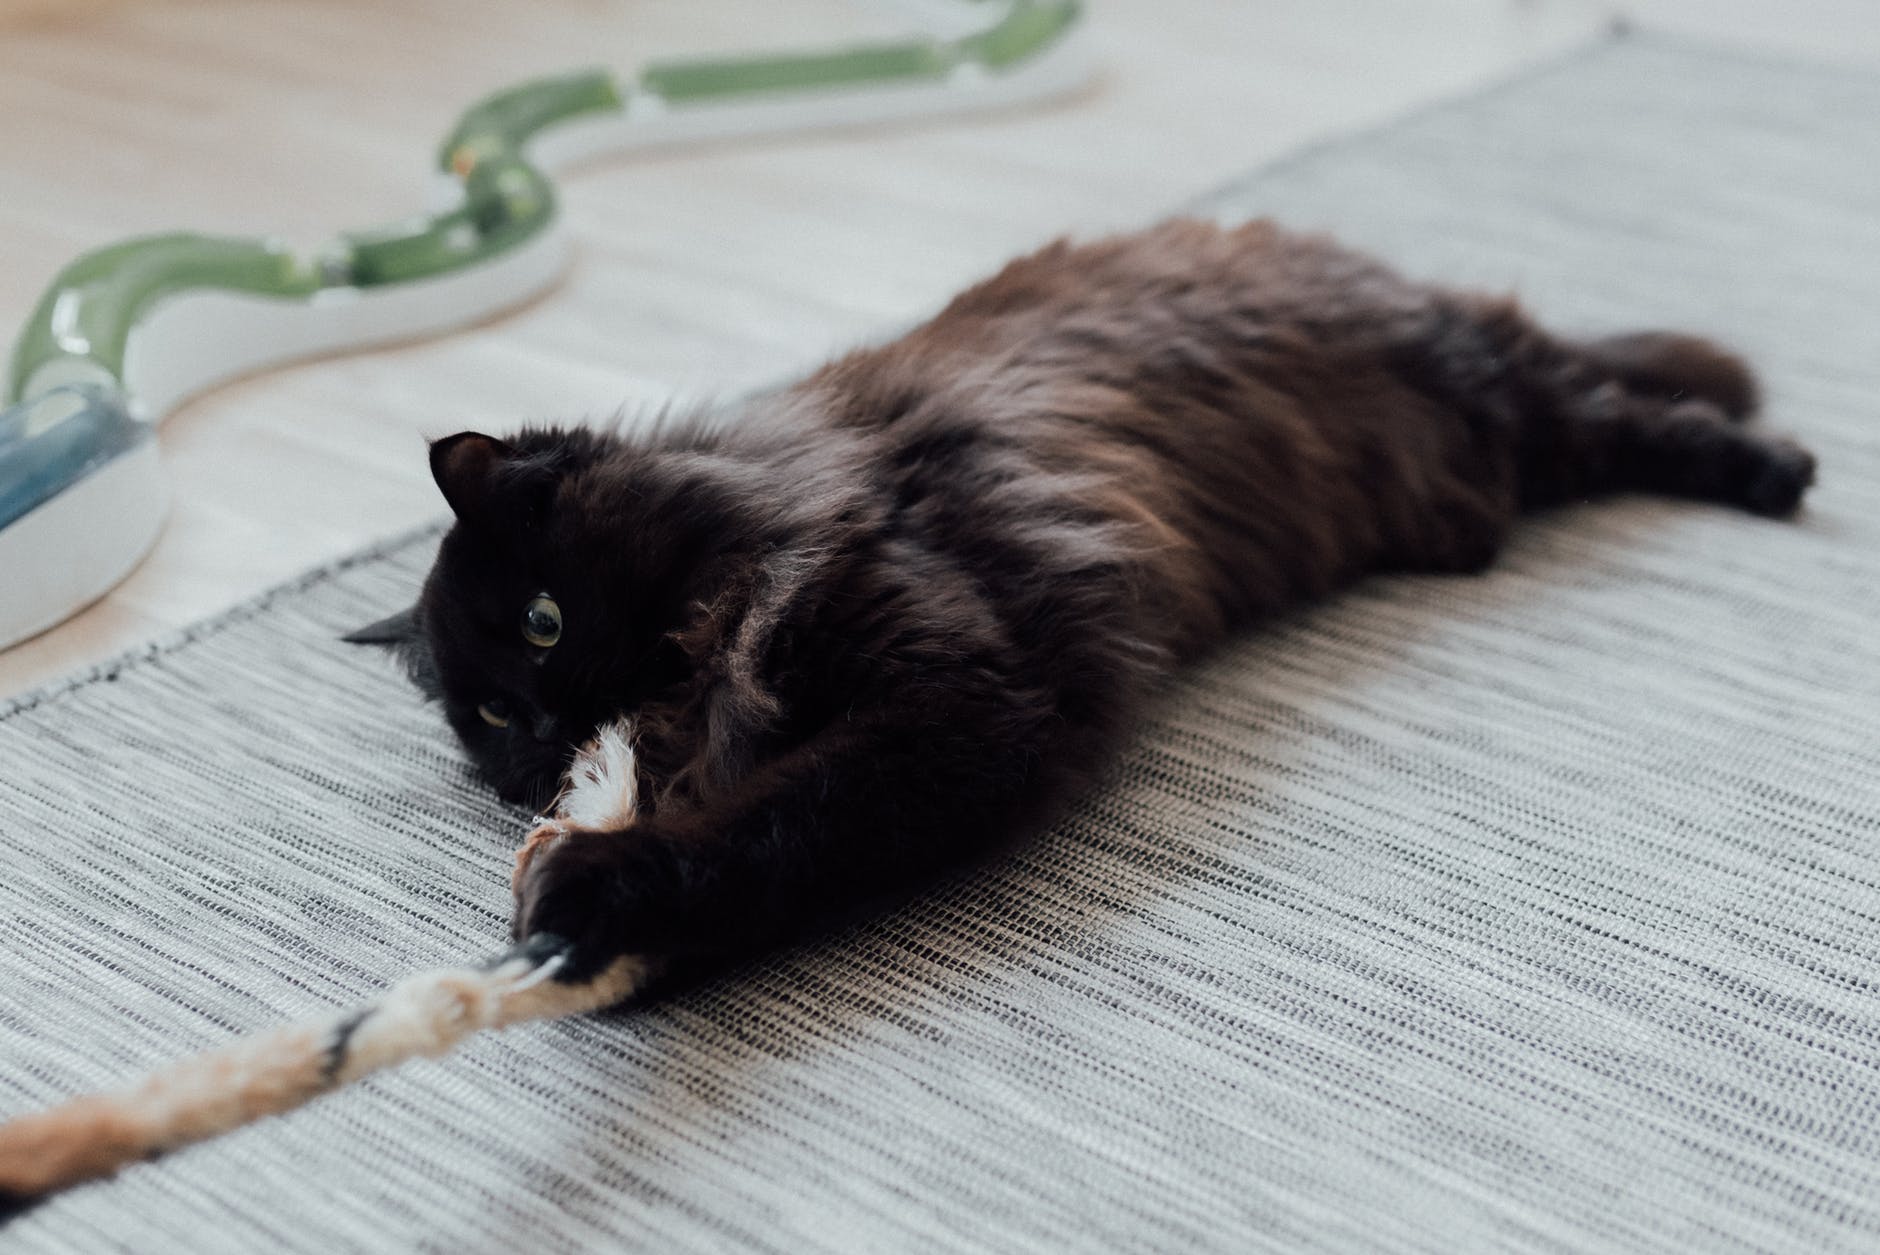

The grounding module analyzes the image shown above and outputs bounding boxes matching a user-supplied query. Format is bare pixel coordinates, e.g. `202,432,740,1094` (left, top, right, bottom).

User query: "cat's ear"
430,432,516,525
342,605,420,647
430,431,563,530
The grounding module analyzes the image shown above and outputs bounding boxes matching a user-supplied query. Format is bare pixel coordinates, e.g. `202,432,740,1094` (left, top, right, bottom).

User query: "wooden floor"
2,0,1877,697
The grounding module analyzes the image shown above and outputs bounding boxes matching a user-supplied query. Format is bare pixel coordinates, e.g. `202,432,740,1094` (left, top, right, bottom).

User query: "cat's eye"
477,699,511,729
521,594,562,648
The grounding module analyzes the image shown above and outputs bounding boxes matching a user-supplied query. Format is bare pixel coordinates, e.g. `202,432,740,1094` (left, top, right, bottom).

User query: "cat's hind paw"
1741,438,1816,518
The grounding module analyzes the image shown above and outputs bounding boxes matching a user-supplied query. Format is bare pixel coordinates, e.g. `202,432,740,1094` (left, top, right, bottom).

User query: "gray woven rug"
6,33,1880,1253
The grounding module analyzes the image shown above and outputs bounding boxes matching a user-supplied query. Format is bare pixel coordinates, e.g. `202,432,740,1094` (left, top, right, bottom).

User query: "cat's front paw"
510,828,636,962
511,818,568,896
510,719,648,958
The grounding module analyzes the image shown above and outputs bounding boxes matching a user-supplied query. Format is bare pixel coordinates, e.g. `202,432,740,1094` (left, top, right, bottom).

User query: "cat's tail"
0,937,642,1216
1576,331,1760,422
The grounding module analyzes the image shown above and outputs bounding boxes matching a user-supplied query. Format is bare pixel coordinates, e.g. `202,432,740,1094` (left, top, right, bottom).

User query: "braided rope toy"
0,941,645,1206
0,0,1088,649
0,724,647,1210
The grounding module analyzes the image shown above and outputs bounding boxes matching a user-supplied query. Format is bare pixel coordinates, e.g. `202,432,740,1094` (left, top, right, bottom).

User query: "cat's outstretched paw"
511,818,568,896
509,721,647,968
510,828,635,964
511,720,641,895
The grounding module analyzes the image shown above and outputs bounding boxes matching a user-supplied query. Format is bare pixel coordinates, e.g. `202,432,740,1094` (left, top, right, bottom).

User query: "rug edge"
0,520,446,723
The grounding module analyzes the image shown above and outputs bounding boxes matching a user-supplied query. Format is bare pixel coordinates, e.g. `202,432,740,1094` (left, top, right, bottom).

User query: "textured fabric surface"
5,34,1880,1253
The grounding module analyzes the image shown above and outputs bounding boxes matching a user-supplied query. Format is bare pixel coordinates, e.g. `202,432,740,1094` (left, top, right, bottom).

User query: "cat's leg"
1518,382,1815,518
1380,476,1518,576
1430,296,1811,518
510,682,1071,979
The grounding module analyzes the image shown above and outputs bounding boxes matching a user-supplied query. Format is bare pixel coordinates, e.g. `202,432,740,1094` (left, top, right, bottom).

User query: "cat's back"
793,219,1428,424
730,219,1433,662
951,217,1420,326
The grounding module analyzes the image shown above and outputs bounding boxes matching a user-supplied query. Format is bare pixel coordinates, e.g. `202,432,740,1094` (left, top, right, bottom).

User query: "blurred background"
2,0,1876,696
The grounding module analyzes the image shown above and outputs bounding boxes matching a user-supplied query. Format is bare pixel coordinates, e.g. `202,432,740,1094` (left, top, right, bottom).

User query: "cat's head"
347,426,729,808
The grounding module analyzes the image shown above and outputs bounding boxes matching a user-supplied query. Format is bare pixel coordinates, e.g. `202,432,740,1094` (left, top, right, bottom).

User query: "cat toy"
0,734,647,1208
0,0,1088,1210
0,0,1088,650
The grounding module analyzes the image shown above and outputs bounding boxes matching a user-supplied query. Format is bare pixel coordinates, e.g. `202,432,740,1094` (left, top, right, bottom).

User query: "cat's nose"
530,714,560,742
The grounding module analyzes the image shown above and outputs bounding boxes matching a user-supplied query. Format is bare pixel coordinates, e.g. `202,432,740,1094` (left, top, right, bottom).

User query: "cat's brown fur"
353,218,1813,981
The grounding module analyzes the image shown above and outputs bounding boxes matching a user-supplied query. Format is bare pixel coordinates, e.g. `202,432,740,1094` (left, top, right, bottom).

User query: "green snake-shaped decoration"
0,0,1086,649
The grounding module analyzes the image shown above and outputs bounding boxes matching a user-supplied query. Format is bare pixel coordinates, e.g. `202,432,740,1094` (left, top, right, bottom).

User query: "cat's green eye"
521,593,562,648
477,700,511,729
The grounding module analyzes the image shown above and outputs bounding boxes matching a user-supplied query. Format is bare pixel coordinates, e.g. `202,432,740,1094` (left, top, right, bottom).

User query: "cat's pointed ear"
430,432,516,525
430,430,566,530
342,605,420,647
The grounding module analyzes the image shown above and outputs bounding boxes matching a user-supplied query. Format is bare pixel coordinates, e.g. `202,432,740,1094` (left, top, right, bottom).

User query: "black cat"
352,218,1814,980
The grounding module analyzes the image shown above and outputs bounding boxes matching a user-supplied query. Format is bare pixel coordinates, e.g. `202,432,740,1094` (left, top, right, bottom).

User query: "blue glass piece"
0,386,149,532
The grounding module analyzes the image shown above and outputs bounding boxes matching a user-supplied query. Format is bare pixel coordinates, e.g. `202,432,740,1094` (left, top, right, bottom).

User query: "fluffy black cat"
351,218,1814,981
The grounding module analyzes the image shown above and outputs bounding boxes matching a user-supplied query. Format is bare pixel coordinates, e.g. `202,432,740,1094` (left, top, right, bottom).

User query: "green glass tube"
2,1,1081,407
639,0,1079,100
5,236,321,403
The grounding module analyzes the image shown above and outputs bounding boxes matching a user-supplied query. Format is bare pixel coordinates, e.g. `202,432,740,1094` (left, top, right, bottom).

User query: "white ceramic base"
0,438,168,652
